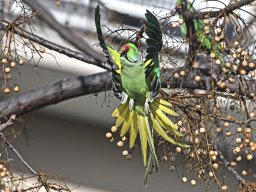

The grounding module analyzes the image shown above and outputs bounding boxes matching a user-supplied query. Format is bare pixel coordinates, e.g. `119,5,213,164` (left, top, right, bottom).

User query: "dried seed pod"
176,147,182,153
215,36,220,42
210,52,215,59
169,166,176,171
209,171,214,177
4,67,10,73
237,127,242,133
180,70,185,76
216,59,221,65
225,131,231,136
235,138,242,144
1,58,8,64
105,132,112,139
242,60,248,67
246,154,253,160
182,177,188,183
236,156,242,162
212,163,219,169
3,87,10,94
178,18,184,24
111,126,118,133
195,76,201,81
19,59,24,65
249,62,255,68
191,179,197,186
171,22,179,29
216,27,222,34
174,72,180,78
235,147,241,153
10,61,16,68
203,19,209,25
117,141,124,147
13,86,20,92
39,47,46,53
221,185,228,191
234,41,239,46
122,150,128,156
242,170,248,176
199,127,206,133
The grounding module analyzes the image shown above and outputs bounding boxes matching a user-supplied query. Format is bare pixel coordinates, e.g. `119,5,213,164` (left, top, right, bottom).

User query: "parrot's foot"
149,92,154,102
145,99,150,114
129,99,134,111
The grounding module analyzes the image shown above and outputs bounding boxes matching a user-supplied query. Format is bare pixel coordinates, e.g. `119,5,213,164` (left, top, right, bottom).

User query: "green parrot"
177,0,224,65
95,6,188,171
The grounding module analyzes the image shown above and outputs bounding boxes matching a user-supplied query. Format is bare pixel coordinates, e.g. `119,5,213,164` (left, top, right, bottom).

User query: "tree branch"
0,72,111,120
21,0,105,62
183,0,255,20
0,22,111,71
0,67,255,121
0,115,15,132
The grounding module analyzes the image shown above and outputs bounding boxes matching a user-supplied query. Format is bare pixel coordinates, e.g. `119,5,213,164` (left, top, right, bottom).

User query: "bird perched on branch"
177,0,224,64
95,5,189,174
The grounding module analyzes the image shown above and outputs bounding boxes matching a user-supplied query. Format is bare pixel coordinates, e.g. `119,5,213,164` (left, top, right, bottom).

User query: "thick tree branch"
21,0,105,62
183,0,255,20
0,72,111,120
0,67,255,121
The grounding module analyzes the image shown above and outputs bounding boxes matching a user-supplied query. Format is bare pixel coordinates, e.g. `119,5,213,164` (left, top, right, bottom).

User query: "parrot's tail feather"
112,99,189,168
138,114,149,166
129,112,138,148
120,109,133,137
154,98,173,107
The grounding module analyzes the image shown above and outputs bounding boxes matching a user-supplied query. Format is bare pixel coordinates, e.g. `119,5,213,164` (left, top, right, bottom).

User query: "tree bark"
0,72,111,121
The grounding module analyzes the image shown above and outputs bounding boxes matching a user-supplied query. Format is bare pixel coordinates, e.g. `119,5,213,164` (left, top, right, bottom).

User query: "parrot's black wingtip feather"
144,9,163,60
95,5,100,17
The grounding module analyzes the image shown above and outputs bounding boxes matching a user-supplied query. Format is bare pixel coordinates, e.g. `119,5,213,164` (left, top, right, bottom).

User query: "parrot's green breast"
120,57,149,106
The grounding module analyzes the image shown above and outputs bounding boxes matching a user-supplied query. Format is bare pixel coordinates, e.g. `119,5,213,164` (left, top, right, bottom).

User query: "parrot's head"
120,43,140,62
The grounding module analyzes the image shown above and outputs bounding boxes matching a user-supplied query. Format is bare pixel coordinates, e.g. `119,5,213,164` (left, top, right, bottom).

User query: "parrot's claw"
129,99,134,111
112,64,119,70
145,99,150,114
120,92,128,104
149,92,154,102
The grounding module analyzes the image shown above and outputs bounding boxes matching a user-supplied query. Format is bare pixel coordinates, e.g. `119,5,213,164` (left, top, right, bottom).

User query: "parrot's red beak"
121,44,130,53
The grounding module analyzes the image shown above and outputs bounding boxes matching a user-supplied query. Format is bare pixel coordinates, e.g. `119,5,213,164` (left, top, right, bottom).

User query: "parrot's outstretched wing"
95,6,116,69
95,6,127,103
144,10,162,99
107,46,127,103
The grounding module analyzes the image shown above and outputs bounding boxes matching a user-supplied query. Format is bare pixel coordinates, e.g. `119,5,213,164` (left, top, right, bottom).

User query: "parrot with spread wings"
95,6,188,171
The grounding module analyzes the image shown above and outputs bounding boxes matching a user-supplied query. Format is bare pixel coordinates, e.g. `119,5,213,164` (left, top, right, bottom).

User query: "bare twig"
0,133,37,175
217,147,245,183
0,22,111,71
0,131,71,192
183,0,255,20
0,114,15,132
